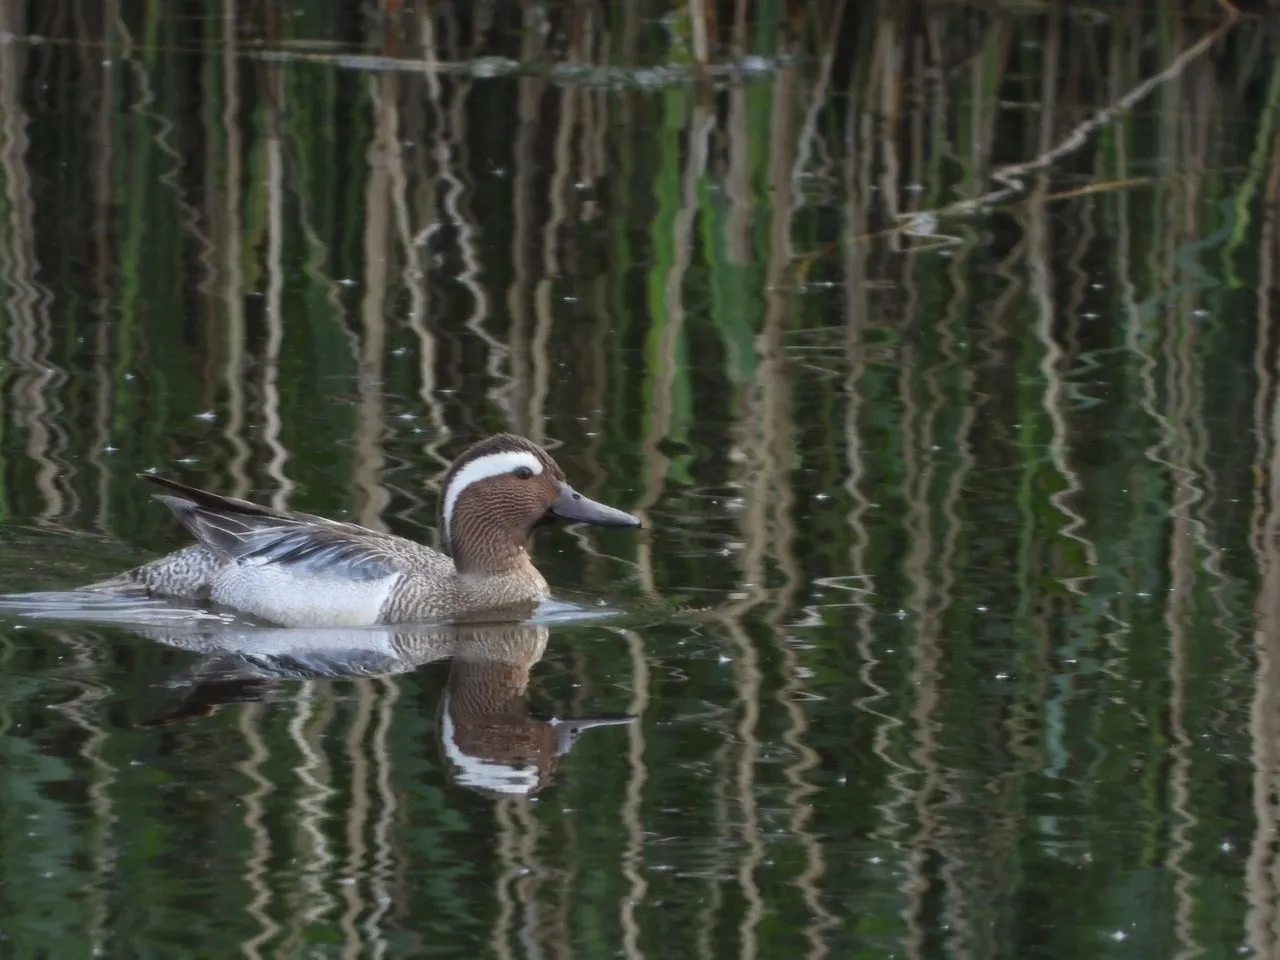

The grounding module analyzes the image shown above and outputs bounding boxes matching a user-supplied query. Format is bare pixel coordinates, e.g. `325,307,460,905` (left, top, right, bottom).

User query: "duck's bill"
547,483,642,528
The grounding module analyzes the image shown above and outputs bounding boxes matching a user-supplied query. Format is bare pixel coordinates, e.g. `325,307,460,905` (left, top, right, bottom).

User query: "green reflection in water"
0,1,1273,958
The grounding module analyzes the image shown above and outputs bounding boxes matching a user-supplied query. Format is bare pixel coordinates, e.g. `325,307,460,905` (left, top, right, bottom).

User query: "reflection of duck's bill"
550,714,637,755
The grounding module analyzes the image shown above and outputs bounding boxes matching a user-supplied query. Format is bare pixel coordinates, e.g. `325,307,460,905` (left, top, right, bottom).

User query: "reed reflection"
0,1,1273,958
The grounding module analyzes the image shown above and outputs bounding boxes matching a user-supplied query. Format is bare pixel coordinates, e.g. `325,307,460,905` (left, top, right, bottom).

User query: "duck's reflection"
137,621,634,796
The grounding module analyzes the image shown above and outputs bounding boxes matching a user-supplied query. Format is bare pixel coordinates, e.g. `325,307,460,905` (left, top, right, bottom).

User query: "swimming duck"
89,433,641,626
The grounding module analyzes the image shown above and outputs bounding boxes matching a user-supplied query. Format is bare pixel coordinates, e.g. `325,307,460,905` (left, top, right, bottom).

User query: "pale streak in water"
353,73,396,533
421,11,511,429
843,45,911,945
338,679,379,959
289,683,340,931
619,625,651,960
0,1,66,527
238,701,282,960
219,0,250,500
1246,96,1280,958
365,677,400,959
389,32,451,496
262,65,296,514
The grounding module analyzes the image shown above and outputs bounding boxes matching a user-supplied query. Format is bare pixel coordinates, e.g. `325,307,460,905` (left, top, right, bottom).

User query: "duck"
87,433,642,627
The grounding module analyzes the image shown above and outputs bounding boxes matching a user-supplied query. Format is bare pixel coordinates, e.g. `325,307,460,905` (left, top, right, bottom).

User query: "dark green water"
0,2,1277,958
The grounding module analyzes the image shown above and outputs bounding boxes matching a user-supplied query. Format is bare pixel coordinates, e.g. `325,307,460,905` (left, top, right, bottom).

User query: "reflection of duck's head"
439,643,634,797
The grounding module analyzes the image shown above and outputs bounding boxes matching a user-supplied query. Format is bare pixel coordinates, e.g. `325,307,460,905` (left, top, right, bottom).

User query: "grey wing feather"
154,493,402,582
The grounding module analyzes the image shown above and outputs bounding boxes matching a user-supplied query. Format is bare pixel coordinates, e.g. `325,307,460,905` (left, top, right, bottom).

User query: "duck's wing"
143,475,414,582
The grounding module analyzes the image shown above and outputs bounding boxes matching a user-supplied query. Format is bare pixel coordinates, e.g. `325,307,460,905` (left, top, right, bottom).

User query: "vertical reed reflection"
0,0,66,526
237,702,280,960
289,684,339,930
512,799,551,960
492,798,519,960
619,627,650,960
632,92,714,586
1164,70,1214,959
354,73,398,532
389,27,451,485
47,632,116,958
504,38,545,436
768,40,839,957
88,0,121,534
262,63,294,512
219,0,250,497
366,678,401,957
529,78,578,446
340,681,376,960
1245,108,1280,960
421,14,508,424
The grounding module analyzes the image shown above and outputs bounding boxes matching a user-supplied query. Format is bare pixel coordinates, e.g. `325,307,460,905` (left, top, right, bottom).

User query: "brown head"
439,433,641,575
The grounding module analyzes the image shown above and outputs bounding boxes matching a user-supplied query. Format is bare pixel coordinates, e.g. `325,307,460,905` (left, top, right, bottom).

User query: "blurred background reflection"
0,1,1277,957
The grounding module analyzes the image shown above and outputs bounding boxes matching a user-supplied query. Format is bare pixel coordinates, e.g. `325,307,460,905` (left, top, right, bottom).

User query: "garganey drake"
89,434,641,626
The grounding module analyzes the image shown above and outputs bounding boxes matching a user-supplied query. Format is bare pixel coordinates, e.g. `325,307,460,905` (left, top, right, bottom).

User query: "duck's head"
439,433,641,574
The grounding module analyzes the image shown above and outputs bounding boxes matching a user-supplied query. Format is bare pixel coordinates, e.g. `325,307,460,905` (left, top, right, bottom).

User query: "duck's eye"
512,465,535,480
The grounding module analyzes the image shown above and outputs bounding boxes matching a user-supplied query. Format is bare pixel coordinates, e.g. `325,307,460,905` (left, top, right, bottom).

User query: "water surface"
0,2,1276,958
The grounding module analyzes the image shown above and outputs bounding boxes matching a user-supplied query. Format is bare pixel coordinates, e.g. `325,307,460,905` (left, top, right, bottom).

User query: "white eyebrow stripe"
442,450,544,546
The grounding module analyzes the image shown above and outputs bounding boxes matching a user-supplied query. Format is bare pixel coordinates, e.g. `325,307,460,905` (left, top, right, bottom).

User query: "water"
0,1,1275,957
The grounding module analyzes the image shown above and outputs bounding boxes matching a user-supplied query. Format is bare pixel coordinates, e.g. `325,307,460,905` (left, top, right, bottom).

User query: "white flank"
210,568,401,627
442,450,543,545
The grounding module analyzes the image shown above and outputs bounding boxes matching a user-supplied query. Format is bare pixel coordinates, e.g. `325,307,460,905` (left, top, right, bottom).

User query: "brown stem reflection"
1246,111,1280,960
